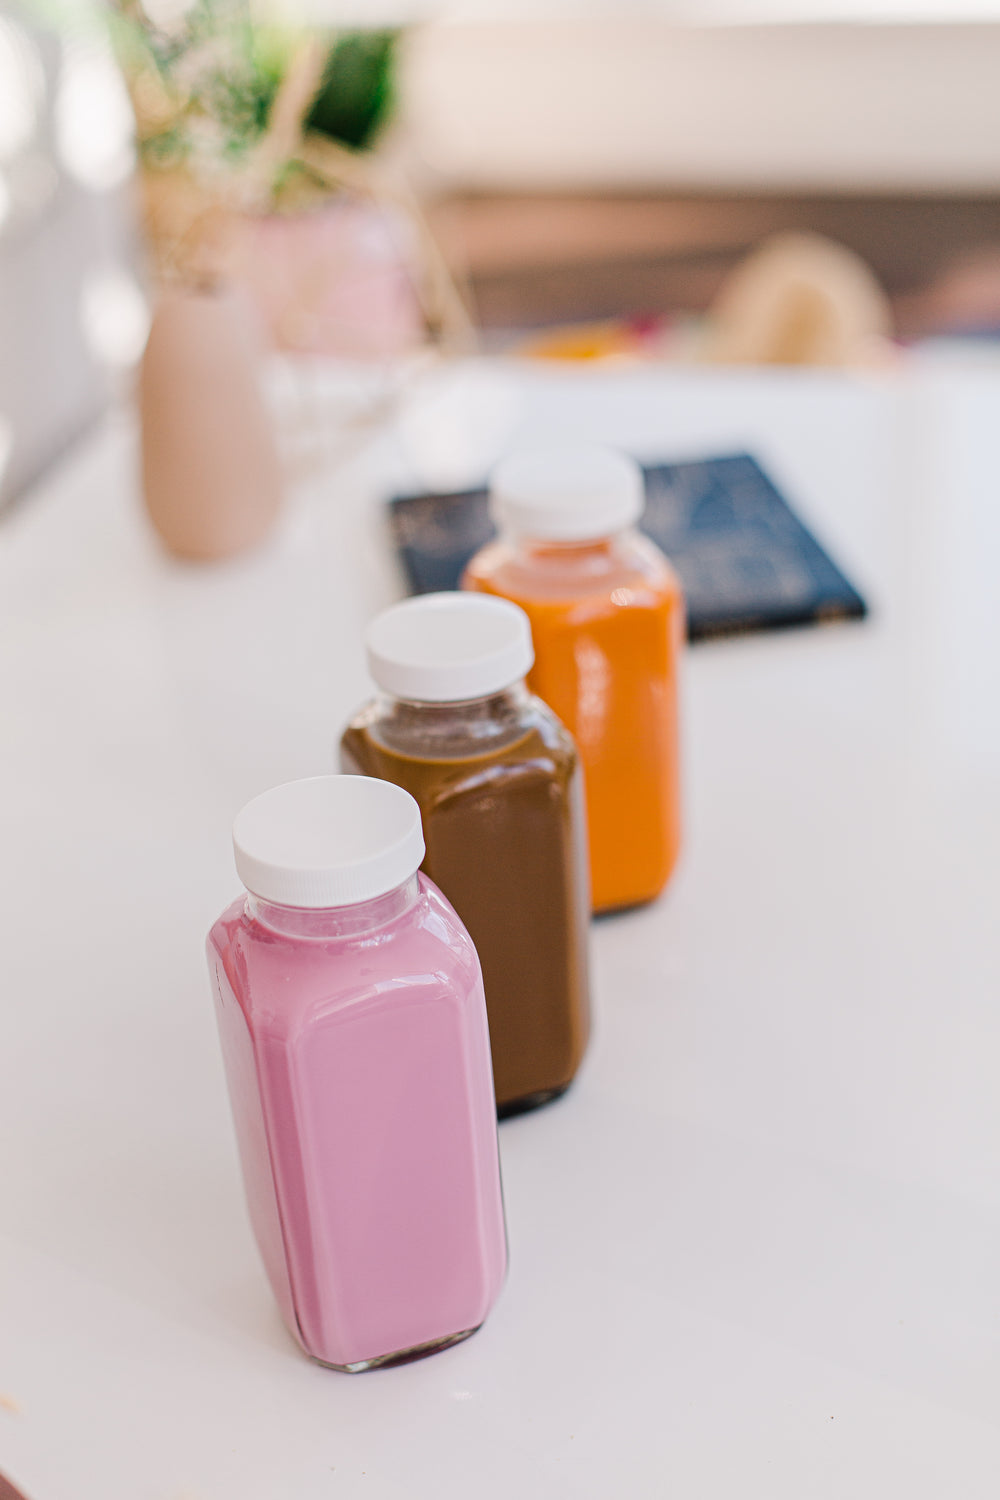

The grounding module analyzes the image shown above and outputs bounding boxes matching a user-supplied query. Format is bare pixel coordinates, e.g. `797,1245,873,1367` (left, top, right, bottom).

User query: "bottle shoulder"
464,530,681,610
208,879,481,1031
342,693,577,776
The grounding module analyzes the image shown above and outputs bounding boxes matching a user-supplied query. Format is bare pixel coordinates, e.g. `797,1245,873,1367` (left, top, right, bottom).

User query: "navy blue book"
388,452,867,642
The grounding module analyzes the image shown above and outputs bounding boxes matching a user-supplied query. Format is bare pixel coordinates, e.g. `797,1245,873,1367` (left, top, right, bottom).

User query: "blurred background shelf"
427,191,1000,333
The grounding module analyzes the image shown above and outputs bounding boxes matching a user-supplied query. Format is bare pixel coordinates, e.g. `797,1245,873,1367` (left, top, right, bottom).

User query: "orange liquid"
463,534,684,911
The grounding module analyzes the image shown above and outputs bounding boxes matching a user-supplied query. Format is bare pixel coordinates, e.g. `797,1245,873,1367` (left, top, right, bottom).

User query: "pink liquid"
206,874,507,1370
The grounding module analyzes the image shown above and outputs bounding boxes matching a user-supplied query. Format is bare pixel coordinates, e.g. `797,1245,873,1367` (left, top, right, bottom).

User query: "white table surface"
1,360,999,1499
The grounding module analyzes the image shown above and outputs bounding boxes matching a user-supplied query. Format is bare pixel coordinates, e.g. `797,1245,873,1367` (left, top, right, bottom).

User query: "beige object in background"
138,288,283,561
701,231,894,367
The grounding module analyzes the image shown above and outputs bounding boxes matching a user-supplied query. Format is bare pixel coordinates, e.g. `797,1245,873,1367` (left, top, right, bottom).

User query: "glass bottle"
341,592,591,1117
463,444,684,913
206,775,507,1372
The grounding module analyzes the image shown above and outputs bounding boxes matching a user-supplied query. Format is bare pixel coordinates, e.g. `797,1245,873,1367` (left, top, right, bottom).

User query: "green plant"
112,1,398,177
306,29,396,153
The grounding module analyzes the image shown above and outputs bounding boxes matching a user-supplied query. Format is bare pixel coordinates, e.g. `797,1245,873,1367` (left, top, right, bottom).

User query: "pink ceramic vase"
139,286,283,561
232,200,425,358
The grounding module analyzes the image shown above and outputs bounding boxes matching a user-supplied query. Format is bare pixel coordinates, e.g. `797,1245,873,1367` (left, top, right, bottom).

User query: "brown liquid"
341,700,591,1114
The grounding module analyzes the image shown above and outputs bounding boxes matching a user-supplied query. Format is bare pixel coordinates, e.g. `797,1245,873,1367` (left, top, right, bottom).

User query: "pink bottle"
206,775,507,1371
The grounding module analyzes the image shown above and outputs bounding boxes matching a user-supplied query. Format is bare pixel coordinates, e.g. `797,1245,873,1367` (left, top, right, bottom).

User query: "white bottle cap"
365,591,534,703
490,443,644,540
232,775,425,908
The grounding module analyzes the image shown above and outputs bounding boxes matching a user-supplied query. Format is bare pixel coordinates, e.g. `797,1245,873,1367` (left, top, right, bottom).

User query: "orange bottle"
463,445,683,912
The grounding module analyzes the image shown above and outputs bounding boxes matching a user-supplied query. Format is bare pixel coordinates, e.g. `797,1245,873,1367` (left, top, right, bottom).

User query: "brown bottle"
340,592,591,1116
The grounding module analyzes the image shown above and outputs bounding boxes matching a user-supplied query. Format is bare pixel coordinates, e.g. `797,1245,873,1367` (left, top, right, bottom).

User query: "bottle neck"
506,529,632,570
246,875,419,939
379,677,528,710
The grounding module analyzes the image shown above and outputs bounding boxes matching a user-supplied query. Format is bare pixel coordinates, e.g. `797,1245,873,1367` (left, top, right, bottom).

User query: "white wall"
401,19,1000,193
